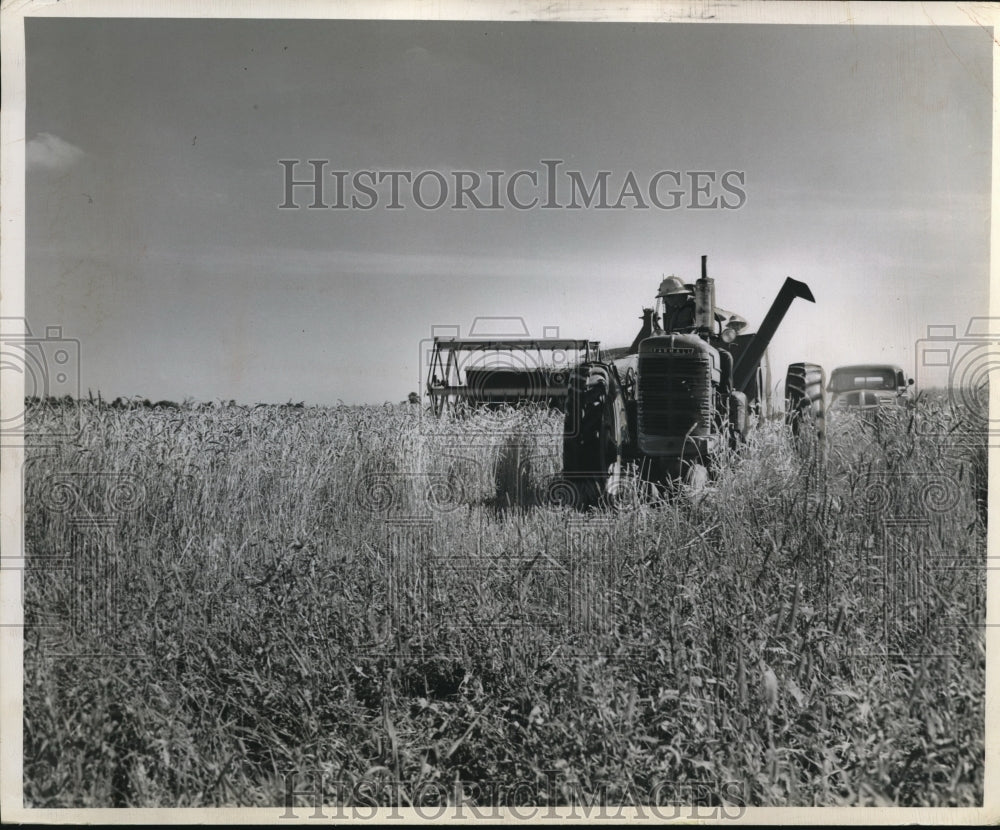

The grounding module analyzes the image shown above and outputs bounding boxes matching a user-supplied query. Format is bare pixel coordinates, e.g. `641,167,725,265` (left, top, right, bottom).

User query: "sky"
24,17,992,405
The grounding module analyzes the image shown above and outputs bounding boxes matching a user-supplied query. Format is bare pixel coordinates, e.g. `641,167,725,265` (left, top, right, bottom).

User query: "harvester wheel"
785,363,826,440
562,364,627,508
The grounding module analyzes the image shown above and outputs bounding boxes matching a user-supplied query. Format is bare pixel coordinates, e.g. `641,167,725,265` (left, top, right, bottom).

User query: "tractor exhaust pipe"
694,254,716,331
733,277,815,393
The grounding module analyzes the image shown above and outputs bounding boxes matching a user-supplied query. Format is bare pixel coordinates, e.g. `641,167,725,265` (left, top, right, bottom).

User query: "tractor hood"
638,332,721,384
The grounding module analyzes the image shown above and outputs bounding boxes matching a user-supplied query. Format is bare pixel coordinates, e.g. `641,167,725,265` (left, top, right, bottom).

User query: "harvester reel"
785,362,826,440
562,363,628,508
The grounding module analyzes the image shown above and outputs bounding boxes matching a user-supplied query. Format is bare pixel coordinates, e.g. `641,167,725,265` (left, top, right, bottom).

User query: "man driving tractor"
655,274,741,335
656,275,697,333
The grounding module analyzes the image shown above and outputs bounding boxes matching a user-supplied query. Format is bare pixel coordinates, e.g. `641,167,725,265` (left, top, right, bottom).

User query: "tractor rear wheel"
562,364,627,508
785,363,826,440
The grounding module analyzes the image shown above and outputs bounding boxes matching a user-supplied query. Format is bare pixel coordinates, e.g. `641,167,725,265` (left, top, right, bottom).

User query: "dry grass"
21,395,986,808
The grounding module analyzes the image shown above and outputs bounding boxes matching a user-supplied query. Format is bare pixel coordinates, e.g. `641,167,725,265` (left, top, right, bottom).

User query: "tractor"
561,256,824,505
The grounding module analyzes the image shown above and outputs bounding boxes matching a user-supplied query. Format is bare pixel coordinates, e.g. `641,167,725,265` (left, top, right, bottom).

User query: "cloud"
26,132,85,171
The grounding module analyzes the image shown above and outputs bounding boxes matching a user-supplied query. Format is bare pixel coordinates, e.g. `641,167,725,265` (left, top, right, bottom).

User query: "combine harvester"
426,256,824,504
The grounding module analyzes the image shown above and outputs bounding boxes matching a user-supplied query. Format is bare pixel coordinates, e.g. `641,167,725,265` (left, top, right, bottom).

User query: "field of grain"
22,395,986,809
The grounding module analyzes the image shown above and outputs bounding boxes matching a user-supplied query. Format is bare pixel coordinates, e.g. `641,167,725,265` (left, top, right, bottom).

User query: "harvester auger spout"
732,277,815,394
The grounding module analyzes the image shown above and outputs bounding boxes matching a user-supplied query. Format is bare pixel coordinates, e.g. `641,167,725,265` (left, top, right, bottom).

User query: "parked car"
828,364,914,411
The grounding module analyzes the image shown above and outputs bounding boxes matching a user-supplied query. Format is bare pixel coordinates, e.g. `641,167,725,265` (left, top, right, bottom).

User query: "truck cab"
827,364,914,411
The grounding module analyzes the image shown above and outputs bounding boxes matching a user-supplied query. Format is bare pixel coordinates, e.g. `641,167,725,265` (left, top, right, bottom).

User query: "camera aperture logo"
0,321,82,446
278,159,746,211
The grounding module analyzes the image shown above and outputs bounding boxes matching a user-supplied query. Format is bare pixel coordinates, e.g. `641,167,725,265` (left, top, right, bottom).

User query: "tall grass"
21,397,985,807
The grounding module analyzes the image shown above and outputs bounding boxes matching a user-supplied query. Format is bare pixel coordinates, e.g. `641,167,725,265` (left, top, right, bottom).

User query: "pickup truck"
828,364,914,411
